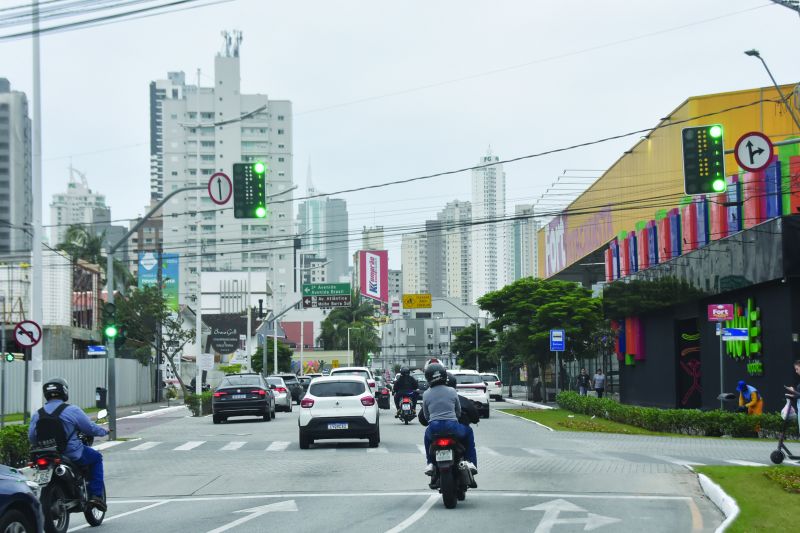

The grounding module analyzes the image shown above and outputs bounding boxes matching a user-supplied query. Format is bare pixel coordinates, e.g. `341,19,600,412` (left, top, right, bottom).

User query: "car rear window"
310,381,366,397
221,376,262,387
333,370,370,379
278,375,299,383
267,377,285,386
481,374,498,381
455,374,483,384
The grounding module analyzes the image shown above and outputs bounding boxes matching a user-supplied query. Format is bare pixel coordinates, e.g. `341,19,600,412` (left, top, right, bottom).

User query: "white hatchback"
481,373,503,401
298,375,380,449
328,367,377,391
453,370,491,418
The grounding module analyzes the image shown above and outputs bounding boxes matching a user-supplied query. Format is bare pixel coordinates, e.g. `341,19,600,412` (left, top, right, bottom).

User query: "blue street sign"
722,328,748,342
87,345,107,355
550,329,565,352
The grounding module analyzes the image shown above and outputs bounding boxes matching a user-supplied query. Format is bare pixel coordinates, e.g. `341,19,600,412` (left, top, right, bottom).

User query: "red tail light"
361,396,376,406
35,458,49,468
256,389,266,396
368,380,376,388
434,437,455,447
402,397,411,403
213,391,226,398
495,381,502,387
275,387,288,393
300,398,315,408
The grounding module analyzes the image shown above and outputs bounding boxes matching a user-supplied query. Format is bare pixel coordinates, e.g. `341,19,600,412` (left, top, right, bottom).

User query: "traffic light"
102,303,118,339
4,353,13,362
233,162,268,219
682,124,726,195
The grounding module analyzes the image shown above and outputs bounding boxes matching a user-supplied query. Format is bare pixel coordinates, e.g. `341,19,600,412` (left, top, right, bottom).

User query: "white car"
298,375,380,449
452,370,491,418
266,376,293,412
481,373,502,401
329,367,377,392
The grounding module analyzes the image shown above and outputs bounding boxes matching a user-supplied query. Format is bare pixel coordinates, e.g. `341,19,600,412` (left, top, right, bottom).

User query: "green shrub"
0,425,30,467
184,392,213,417
218,364,242,375
556,391,797,439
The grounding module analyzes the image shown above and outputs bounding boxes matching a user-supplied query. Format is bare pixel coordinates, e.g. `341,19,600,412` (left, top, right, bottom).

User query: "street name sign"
14,320,41,348
208,172,232,205
550,329,565,352
87,345,107,356
707,304,734,322
302,283,350,297
722,327,748,342
302,295,351,309
734,131,773,172
402,293,432,309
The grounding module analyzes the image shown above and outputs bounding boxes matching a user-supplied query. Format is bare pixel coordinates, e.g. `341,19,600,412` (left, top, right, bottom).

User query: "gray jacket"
422,385,461,422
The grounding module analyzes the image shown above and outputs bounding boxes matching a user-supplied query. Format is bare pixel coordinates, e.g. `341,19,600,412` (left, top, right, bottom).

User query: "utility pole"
193,68,203,404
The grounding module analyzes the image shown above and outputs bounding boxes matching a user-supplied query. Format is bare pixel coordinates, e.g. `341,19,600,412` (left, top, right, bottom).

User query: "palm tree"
58,225,133,290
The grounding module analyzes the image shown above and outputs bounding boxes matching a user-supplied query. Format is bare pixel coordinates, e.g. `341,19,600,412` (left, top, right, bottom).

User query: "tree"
348,325,380,366
451,324,496,370
252,341,293,375
317,298,376,350
57,224,134,290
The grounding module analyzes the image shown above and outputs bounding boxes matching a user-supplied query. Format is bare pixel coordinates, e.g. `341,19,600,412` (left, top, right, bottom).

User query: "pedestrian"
593,368,606,398
782,360,800,431
737,380,763,415
577,368,591,396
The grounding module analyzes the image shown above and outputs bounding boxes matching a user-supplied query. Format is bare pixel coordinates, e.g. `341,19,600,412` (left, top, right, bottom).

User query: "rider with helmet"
28,378,109,511
419,372,480,426
393,366,419,416
421,363,477,475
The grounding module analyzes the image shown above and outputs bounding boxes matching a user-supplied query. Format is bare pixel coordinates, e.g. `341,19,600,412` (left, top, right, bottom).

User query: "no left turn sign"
734,131,773,172
14,320,42,348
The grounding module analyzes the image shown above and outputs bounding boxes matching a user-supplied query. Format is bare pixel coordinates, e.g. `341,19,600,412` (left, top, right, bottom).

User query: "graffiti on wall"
724,298,763,376
677,321,702,408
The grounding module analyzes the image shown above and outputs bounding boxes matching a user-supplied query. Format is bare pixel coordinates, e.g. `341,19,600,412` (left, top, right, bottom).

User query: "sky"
2,0,799,268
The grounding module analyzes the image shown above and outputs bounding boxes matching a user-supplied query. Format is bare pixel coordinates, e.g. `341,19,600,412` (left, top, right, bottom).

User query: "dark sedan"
212,373,276,424
273,373,305,404
0,464,43,533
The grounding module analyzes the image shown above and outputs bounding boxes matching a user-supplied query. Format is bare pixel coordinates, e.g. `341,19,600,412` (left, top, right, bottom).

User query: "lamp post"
744,49,800,131
432,298,481,371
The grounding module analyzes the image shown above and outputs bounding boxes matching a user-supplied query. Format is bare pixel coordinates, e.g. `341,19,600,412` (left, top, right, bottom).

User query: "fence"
0,359,153,413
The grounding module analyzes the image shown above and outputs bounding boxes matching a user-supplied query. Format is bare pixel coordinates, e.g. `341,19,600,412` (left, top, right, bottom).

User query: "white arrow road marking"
384,495,438,533
174,441,205,451
220,441,245,451
68,500,169,531
130,441,161,451
523,498,621,533
92,440,124,451
266,441,290,452
725,459,767,467
206,500,298,533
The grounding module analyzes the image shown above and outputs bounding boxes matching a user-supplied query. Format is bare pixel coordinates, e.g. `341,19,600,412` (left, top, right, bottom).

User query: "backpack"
34,403,72,452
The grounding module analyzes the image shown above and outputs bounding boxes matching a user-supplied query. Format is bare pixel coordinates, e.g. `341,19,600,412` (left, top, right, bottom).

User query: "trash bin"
95,387,107,409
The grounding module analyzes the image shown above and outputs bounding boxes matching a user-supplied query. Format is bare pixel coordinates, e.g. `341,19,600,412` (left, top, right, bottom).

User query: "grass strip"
500,408,671,436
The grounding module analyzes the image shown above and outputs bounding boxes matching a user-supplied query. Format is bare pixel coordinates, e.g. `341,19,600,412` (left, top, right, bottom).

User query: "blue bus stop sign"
550,329,565,352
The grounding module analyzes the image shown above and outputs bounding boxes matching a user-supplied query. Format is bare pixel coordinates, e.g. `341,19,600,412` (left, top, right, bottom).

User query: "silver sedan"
267,376,293,412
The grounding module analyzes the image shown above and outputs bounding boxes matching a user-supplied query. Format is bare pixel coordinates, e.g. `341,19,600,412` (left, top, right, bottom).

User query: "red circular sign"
14,320,42,348
734,131,773,173
208,172,232,205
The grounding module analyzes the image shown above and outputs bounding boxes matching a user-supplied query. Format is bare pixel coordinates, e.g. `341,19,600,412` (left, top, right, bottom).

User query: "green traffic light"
255,206,267,218
104,325,118,338
709,125,723,138
253,162,266,174
712,178,726,192
4,353,13,362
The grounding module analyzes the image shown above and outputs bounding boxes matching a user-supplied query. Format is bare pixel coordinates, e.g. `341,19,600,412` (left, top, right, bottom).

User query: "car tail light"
434,437,454,447
300,398,315,408
256,389,267,396
368,380,376,388
496,381,502,387
36,457,49,468
361,396,376,406
275,387,288,393
213,391,227,398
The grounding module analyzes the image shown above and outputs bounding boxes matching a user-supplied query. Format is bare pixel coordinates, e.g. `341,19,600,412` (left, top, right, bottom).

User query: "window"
278,144,285,148
407,328,416,336
278,157,285,162
277,129,285,135
277,115,285,121
309,381,365,397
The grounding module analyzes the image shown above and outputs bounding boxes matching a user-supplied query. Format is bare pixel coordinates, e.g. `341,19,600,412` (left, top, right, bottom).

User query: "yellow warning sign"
402,293,432,309
331,359,340,369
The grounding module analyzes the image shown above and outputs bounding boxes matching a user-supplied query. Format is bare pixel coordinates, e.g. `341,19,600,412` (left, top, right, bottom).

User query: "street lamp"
432,299,481,372
744,49,800,131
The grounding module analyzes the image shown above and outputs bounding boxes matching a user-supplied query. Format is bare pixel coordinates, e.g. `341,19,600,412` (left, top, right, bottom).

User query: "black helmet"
43,378,69,402
446,372,457,388
400,366,410,376
425,363,447,387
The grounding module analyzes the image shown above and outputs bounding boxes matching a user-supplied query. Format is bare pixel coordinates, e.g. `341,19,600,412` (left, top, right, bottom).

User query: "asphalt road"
58,399,786,532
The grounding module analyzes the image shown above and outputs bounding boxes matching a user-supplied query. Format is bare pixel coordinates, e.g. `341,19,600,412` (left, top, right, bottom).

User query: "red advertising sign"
359,250,388,303
707,304,734,322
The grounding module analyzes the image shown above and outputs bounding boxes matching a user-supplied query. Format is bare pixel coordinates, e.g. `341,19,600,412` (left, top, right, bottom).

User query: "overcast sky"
3,0,798,267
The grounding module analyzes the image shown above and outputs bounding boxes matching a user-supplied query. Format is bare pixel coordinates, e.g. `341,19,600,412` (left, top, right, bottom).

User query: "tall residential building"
151,32,295,312
0,79,32,254
49,167,110,246
425,219,445,297
470,147,507,302
511,204,539,280
388,269,403,302
362,226,384,250
401,233,428,294
439,200,472,306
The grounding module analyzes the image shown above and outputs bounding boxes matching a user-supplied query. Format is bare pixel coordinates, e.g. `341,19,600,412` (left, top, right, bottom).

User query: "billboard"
138,252,179,311
359,250,388,303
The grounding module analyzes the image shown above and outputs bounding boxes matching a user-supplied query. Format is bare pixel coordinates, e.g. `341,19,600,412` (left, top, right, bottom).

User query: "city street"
57,400,790,532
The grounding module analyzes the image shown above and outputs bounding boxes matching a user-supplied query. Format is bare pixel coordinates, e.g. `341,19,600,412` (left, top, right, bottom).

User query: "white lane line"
129,441,161,451
653,455,706,467
523,448,556,458
367,447,389,454
384,495,438,533
725,459,767,467
416,445,427,456
119,405,189,419
67,500,169,531
479,446,500,456
220,441,246,451
495,409,555,431
93,440,124,451
266,441,291,452
174,441,205,451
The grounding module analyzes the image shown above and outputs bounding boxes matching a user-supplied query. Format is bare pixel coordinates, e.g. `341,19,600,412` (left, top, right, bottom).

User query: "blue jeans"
74,446,104,498
424,420,477,466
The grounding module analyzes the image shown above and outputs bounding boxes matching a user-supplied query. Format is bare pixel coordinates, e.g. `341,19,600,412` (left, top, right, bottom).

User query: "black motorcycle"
428,434,476,509
30,412,108,533
398,392,417,424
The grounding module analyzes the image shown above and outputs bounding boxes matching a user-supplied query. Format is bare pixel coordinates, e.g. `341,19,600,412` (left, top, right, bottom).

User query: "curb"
119,405,189,420
495,408,555,431
687,466,739,533
503,398,555,410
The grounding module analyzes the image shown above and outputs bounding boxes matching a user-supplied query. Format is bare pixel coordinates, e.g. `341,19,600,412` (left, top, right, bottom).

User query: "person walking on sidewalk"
592,369,606,398
737,380,763,415
577,368,591,396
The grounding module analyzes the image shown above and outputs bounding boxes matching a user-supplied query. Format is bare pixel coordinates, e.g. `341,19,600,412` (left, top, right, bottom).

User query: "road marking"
479,446,500,456
523,498,621,533
384,494,437,533
206,500,297,533
523,448,555,458
93,440,124,451
220,441,246,451
67,500,169,531
652,455,706,467
367,446,389,454
266,441,291,452
174,441,205,451
686,497,704,531
119,405,189,419
416,445,426,456
495,408,555,431
129,441,161,451
725,459,767,467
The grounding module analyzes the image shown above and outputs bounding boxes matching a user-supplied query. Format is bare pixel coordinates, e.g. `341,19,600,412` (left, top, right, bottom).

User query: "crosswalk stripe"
93,440,124,451
523,448,555,458
479,446,500,456
129,441,161,451
220,441,246,451
266,441,291,452
174,441,205,451
725,459,767,467
652,455,705,467
367,447,389,454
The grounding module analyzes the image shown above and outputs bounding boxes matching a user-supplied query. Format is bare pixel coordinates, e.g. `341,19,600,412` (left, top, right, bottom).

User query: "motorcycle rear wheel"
42,481,70,533
83,487,106,527
440,469,458,509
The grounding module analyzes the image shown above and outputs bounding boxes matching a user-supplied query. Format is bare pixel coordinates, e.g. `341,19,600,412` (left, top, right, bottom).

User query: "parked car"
481,373,503,401
329,367,376,392
212,373,276,424
299,373,323,394
452,370,491,418
0,464,43,533
298,375,380,449
266,376,293,412
273,373,305,404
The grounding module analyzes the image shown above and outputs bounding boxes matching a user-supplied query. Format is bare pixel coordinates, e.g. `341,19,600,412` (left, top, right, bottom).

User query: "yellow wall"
538,84,800,278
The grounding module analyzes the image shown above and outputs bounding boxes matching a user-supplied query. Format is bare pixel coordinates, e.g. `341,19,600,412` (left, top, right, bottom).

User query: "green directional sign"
302,283,351,297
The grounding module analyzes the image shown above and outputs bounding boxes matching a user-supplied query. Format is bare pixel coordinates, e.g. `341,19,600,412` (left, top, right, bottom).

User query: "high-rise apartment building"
511,204,539,280
362,226,384,251
0,79,32,254
424,219,445,297
150,32,295,312
388,269,403,302
439,200,472,306
471,147,507,302
401,233,428,294
49,167,110,246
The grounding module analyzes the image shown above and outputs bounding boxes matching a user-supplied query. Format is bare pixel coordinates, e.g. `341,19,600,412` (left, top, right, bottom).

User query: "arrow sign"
208,172,232,205
734,131,773,172
523,498,621,532
206,500,297,533
14,320,42,348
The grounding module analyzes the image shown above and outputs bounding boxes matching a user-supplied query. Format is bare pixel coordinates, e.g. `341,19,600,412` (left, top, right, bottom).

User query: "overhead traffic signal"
102,303,118,339
682,124,726,195
233,162,268,219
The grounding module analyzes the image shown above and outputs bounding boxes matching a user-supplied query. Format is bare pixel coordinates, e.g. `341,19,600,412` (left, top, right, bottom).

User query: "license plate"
402,404,411,411
33,469,52,484
327,423,348,430
231,394,246,400
435,449,453,462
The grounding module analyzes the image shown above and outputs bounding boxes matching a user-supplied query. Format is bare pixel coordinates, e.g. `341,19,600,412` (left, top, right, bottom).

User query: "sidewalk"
1,401,177,426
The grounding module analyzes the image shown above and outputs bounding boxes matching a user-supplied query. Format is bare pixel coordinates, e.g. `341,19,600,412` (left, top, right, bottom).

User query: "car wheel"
212,415,221,424
288,401,293,413
299,432,312,450
483,408,490,419
368,425,380,447
0,509,33,533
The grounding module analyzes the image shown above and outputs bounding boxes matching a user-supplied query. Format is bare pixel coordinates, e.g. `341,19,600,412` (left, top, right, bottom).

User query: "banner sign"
138,252,179,311
707,304,734,322
359,250,388,302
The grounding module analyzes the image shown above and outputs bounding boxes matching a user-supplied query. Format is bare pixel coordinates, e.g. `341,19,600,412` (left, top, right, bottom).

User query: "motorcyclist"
419,372,480,426
393,366,419,416
28,378,109,512
421,363,477,476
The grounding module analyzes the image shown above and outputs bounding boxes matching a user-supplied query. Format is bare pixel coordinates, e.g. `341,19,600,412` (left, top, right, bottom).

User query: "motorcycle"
398,392,417,424
428,433,476,509
29,409,108,533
